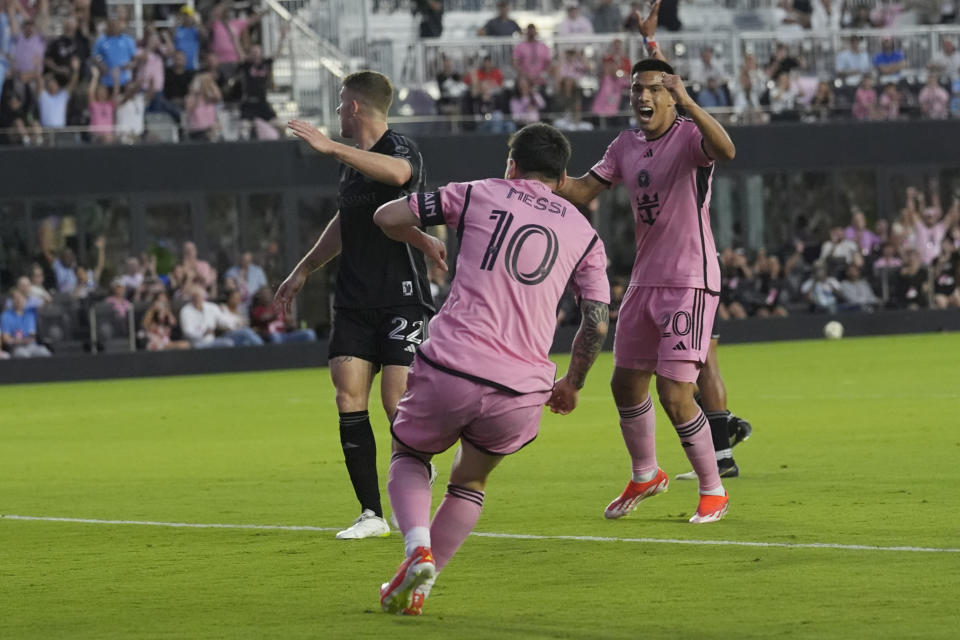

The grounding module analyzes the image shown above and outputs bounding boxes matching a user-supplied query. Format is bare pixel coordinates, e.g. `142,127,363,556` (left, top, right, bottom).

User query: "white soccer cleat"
336,509,390,539
674,470,698,481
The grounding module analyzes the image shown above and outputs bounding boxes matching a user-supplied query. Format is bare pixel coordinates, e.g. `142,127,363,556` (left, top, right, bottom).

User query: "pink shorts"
613,286,718,383
391,358,551,456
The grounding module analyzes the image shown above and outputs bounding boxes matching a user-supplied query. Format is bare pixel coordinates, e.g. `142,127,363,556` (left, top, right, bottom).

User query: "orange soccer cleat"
603,468,669,519
380,546,437,615
688,492,729,524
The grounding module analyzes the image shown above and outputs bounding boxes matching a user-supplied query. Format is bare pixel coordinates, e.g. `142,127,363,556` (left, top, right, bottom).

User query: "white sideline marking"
1,514,338,533
3,514,958,554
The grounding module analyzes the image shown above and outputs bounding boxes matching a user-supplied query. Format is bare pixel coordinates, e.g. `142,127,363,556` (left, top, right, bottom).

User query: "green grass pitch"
2,333,959,639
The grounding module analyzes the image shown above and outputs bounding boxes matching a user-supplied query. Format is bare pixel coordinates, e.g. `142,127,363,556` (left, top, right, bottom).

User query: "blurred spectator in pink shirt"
509,76,545,124
903,187,960,265
556,4,594,35
591,56,628,118
844,208,880,256
11,16,45,82
87,66,115,143
555,47,587,84
918,74,949,119
852,75,876,120
138,28,166,95
181,240,218,297
513,24,552,86
208,0,263,74
876,83,901,120
105,279,132,318
186,72,222,140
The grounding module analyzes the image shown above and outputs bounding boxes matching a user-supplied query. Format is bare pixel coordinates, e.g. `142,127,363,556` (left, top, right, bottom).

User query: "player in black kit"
276,71,435,539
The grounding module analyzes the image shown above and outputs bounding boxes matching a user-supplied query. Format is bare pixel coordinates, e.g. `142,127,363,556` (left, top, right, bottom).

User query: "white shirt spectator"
116,93,145,139
179,300,228,346
224,261,267,299
839,278,879,306
38,89,70,128
218,304,249,331
811,0,842,31
801,275,841,309
835,48,872,87
689,55,728,85
929,46,960,81
118,272,144,292
910,219,947,265
818,237,859,265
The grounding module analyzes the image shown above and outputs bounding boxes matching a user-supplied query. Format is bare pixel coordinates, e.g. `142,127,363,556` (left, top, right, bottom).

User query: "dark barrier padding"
715,307,960,344
1,121,958,198
550,307,960,352
4,308,957,385
0,341,329,385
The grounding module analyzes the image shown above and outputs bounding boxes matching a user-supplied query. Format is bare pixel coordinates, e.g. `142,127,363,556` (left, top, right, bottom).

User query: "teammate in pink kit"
372,123,610,615
558,57,737,524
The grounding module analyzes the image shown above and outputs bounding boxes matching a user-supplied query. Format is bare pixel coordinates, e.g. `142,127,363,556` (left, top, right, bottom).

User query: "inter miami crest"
636,192,661,226
637,169,651,189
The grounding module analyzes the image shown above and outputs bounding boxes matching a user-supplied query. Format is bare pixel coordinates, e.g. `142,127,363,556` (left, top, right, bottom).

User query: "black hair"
507,123,571,182
631,58,675,76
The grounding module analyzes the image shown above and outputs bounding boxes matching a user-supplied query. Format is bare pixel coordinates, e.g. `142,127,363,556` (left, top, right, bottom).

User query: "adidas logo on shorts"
672,341,687,351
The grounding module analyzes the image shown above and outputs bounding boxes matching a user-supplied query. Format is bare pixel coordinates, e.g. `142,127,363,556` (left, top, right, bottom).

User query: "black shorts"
711,314,720,341
328,305,430,368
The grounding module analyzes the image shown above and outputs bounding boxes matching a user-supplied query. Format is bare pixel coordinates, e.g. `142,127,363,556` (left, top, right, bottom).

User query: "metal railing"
412,25,960,88
262,0,349,128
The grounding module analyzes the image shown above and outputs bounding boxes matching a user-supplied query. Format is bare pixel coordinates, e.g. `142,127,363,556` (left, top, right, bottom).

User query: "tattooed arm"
547,299,610,415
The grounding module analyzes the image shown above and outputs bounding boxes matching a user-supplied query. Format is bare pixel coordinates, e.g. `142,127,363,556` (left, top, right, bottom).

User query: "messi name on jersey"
505,186,568,217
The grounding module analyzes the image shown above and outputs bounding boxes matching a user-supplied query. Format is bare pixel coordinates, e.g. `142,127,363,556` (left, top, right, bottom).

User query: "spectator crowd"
426,1,960,132
2,180,959,358
1,0,958,144
0,0,286,145
710,182,960,322
1,234,317,358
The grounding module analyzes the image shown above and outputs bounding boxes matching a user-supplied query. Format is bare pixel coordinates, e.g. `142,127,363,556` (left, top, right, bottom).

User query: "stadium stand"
0,1,957,145
0,1,959,360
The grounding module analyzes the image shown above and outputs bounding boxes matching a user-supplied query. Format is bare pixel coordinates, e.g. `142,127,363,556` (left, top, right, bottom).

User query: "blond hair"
342,71,394,116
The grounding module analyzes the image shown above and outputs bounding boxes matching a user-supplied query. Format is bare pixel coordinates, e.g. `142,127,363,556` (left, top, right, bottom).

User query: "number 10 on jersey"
480,210,559,286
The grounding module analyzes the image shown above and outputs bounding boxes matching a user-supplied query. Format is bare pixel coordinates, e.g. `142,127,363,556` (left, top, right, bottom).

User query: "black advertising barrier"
1,308,958,385
0,120,958,199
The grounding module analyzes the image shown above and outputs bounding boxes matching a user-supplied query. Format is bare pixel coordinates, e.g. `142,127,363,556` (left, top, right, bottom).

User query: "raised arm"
158,29,175,57
661,73,736,162
274,213,342,314
945,195,960,229
92,235,106,284
901,186,920,228
65,57,81,95
547,298,610,415
638,0,667,63
556,172,608,209
287,120,412,187
272,22,289,60
87,66,99,104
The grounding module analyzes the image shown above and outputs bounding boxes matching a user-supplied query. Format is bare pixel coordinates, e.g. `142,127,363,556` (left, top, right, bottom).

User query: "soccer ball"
823,320,844,340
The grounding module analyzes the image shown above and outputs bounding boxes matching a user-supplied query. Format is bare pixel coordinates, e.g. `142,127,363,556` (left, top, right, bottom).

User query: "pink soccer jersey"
590,117,721,293
407,178,610,394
